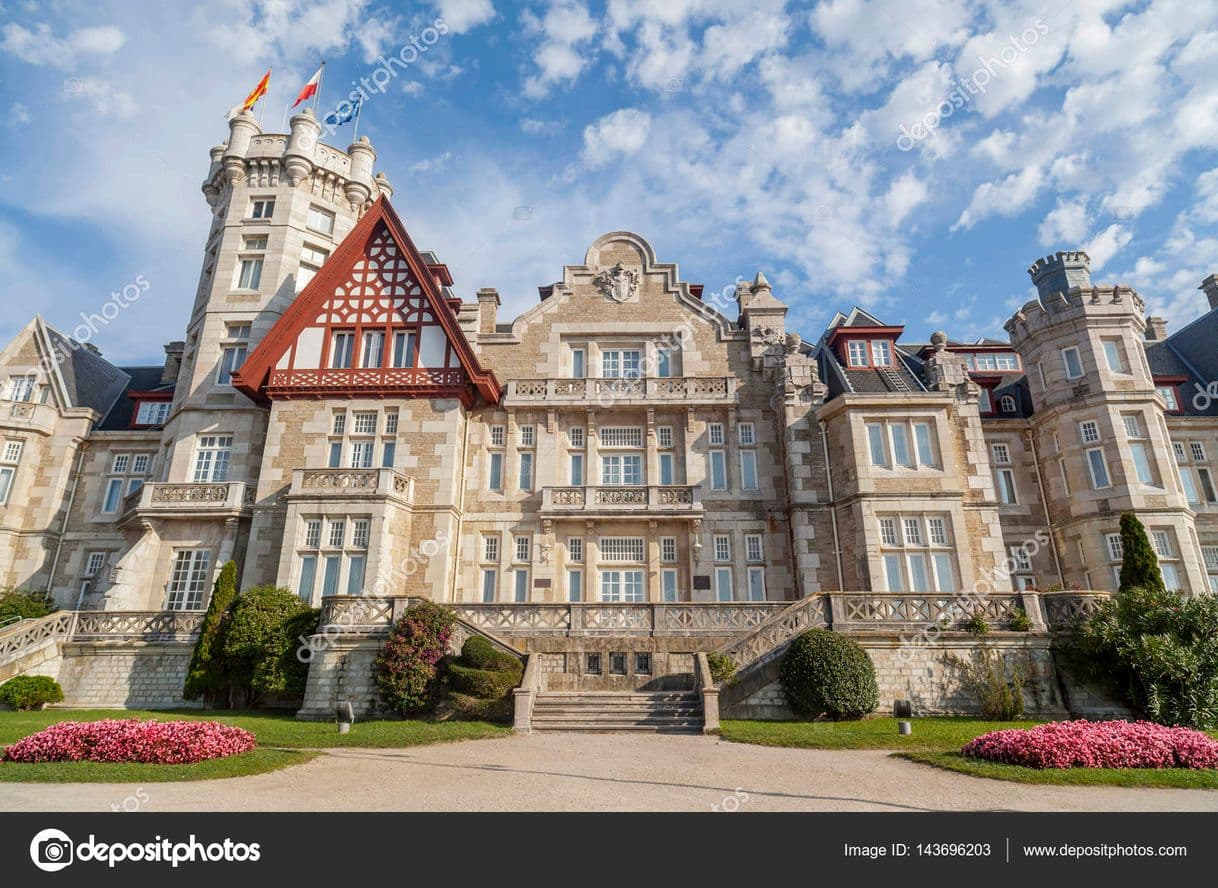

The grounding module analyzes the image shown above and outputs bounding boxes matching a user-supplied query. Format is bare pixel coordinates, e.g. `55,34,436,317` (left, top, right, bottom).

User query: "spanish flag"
242,69,271,112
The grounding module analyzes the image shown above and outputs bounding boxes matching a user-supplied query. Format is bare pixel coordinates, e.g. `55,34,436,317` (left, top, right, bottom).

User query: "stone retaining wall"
52,642,199,710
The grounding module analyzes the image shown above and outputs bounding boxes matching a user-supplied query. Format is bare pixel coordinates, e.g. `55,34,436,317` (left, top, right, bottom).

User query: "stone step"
529,688,704,733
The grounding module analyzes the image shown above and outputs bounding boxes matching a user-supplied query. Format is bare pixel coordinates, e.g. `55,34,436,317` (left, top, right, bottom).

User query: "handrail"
512,654,544,734
694,652,719,733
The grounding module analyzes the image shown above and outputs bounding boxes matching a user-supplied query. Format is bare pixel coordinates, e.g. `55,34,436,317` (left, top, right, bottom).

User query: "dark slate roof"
43,325,130,418
95,366,173,431
987,374,1033,419
1150,310,1218,417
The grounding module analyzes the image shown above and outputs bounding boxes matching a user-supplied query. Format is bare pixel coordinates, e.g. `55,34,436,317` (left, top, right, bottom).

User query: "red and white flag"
291,63,323,108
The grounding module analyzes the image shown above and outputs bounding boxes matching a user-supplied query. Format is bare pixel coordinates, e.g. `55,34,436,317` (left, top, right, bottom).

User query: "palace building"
1,113,1216,722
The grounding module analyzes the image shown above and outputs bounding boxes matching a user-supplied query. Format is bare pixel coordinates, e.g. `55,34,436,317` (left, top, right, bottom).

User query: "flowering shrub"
374,601,456,715
1,719,256,764
962,720,1218,770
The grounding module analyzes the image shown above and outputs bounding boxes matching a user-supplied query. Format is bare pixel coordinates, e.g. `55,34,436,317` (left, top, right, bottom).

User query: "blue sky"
1,0,1217,365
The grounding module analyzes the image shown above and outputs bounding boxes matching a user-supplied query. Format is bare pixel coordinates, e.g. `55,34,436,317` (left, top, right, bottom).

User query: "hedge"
778,629,879,720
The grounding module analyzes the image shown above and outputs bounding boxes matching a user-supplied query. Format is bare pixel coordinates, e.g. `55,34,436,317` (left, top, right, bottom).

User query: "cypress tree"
1117,512,1164,594
183,560,238,705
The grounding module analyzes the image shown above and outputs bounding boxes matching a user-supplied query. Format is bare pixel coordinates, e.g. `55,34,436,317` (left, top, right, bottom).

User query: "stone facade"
1,120,1216,715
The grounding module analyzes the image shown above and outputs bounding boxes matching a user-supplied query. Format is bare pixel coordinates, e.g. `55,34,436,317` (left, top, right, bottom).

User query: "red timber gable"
232,196,500,408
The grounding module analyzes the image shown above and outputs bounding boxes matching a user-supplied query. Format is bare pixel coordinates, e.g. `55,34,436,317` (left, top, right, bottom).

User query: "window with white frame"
999,395,1017,413
1150,529,1183,591
79,550,108,597
513,567,530,602
656,346,675,378
601,349,641,378
660,537,677,563
490,425,506,447
134,400,170,426
713,534,731,562
866,420,938,469
1062,346,1084,380
1203,545,1218,594
481,568,497,603
601,454,642,486
714,567,734,601
570,451,584,485
600,537,645,563
1122,414,1159,486
599,427,643,448
329,330,355,368
217,323,250,385
487,425,504,492
0,438,22,505
352,519,370,549
978,388,993,413
1102,339,1127,373
746,566,766,601
567,537,583,562
656,425,673,448
391,330,417,368
192,435,232,483
249,197,275,219
519,451,534,491
1156,385,1179,411
166,549,211,610
662,568,679,602
847,340,868,367
877,514,956,593
1175,439,1216,505
567,568,583,602
352,412,377,435
1079,420,1100,445
5,375,35,403
870,340,892,367
1085,447,1111,489
739,448,758,490
1105,533,1124,563
514,535,531,563
306,205,335,235
569,426,585,448
519,424,535,447
600,569,645,602
745,534,763,562
359,330,385,368
570,347,585,379
482,534,500,563
384,410,398,435
708,423,725,446
709,450,727,490
296,244,329,292
996,467,1018,505
295,514,371,603
102,450,152,513
991,442,1011,465
659,450,674,485
349,440,374,469
737,423,755,445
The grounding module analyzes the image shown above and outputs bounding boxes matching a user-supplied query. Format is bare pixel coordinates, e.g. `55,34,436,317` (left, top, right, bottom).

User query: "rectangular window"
709,451,727,490
713,535,731,562
352,412,377,435
1202,546,1218,572
571,348,585,378
884,554,904,591
871,340,892,367
1010,546,1033,572
304,519,322,549
1161,563,1181,591
635,652,652,674
658,452,673,485
567,569,583,602
346,556,366,595
321,555,341,597
867,424,887,467
914,423,935,466
1151,531,1173,559
490,425,506,447
328,519,346,549
381,441,396,468
600,537,645,562
1179,469,1200,503
1130,443,1156,485
890,424,913,468
569,427,585,448
249,198,275,219
708,423,725,446
237,257,263,289
135,401,171,425
352,519,370,549
481,569,497,603
714,567,734,602
601,455,642,486
661,569,679,602
907,553,931,592
1086,448,1111,489
1173,442,1187,464
332,413,347,435
1103,339,1126,373
927,517,948,546
570,452,584,485
360,331,385,368
1198,468,1217,503
978,388,992,413
739,451,758,490
1157,386,1179,411
1,440,24,464
297,555,317,603
661,537,677,563
600,571,644,602
328,441,342,468
488,452,503,491
737,423,755,445
1123,415,1143,438
745,534,763,562
600,427,643,448
392,331,417,368
997,468,1018,505
519,452,534,490
520,425,535,447
166,550,211,610
656,348,672,378
514,569,529,603
1190,442,1207,462
991,443,1011,465
1106,533,1123,562
747,567,766,601
903,518,923,546
600,350,642,378
101,478,123,513
567,537,583,562
514,535,531,563
84,551,107,578
1063,346,1084,379
1080,420,1100,444
656,426,673,448
879,518,899,547
483,534,499,563
847,340,868,367
349,441,374,468
307,206,335,235
933,554,955,591
193,435,233,482
6,376,34,403
329,332,354,368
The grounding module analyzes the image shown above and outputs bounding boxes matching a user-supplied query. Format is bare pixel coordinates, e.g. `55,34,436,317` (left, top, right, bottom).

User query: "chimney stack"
1145,317,1168,341
162,341,185,385
476,288,500,335
1200,274,1218,312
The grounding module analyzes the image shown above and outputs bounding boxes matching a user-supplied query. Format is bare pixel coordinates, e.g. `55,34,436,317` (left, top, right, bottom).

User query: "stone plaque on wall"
533,578,552,588
693,575,711,591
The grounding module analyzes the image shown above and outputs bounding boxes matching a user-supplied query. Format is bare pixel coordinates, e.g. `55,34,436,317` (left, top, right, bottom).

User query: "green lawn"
718,717,1044,751
902,751,1218,789
0,708,511,783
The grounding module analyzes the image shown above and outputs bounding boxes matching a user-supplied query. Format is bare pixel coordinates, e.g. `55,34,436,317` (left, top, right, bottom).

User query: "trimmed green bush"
447,661,523,698
706,651,736,685
0,587,54,624
183,561,239,703
460,635,522,672
1118,512,1165,594
440,691,514,723
374,601,457,715
1067,584,1218,729
778,629,879,720
221,585,319,705
0,675,64,710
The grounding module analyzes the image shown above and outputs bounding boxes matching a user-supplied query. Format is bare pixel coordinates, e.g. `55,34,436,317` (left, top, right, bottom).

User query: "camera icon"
30,828,74,872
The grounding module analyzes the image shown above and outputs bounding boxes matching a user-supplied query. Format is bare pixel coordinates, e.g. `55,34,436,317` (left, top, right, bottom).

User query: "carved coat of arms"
593,262,640,303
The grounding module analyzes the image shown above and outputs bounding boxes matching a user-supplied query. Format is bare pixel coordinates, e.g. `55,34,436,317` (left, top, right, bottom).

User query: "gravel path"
3,733,1216,812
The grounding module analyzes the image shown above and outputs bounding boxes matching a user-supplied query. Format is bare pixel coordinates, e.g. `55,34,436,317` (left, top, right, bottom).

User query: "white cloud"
1038,198,1090,245
582,108,651,167
1,22,126,68
1084,223,1132,271
7,102,30,126
953,164,1043,230
884,172,929,226
522,2,598,98
436,0,495,34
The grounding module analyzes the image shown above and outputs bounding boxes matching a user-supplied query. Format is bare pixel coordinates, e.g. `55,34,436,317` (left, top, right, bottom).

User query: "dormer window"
978,387,993,414
999,395,1017,413
134,400,170,426
847,341,868,367
871,340,892,367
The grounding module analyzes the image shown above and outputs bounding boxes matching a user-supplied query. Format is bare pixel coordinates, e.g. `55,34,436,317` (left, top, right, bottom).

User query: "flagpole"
281,101,290,132
352,97,363,141
314,61,326,114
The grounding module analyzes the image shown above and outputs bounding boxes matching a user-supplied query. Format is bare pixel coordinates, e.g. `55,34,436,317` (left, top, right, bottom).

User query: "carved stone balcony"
541,484,701,518
504,376,736,407
288,468,414,503
121,481,254,524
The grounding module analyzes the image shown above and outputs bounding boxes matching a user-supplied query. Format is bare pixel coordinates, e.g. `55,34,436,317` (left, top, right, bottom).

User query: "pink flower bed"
1,719,256,765
962,720,1218,770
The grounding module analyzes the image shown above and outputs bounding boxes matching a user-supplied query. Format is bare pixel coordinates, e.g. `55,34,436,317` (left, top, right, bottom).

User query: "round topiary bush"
460,636,523,672
0,675,64,711
778,629,879,720
447,662,522,698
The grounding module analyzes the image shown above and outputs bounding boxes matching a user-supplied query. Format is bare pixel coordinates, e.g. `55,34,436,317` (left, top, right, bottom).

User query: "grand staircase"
529,690,704,733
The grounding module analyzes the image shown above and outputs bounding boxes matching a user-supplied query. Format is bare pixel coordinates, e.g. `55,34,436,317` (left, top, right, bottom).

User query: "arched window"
1000,395,1017,413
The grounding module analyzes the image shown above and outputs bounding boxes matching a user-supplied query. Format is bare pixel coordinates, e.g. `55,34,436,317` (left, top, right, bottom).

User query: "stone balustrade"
0,610,204,670
504,376,736,405
121,481,254,522
290,468,413,502
542,485,700,515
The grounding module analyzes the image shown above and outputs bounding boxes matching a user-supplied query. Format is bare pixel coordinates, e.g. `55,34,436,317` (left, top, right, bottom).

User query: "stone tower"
1004,251,1205,593
102,110,393,606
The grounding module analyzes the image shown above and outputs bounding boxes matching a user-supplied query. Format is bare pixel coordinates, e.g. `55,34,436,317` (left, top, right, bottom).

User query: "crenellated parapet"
1004,282,1146,347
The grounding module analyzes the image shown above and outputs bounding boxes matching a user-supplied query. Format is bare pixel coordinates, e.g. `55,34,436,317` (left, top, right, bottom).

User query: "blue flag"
324,95,362,129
